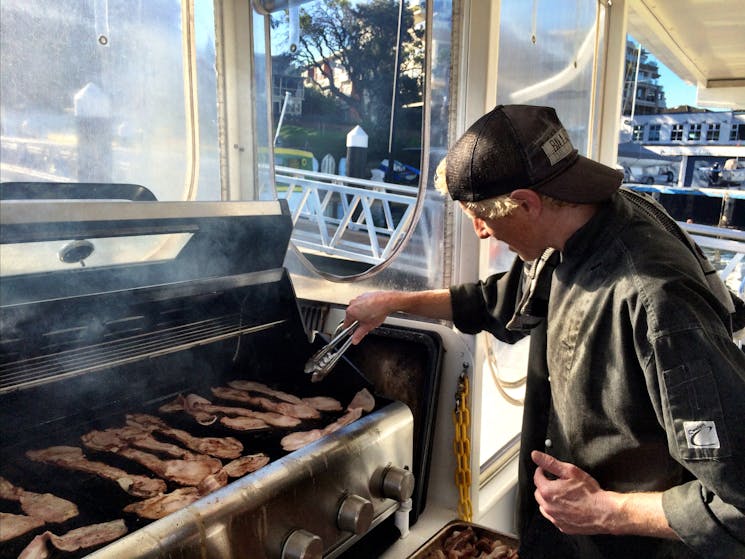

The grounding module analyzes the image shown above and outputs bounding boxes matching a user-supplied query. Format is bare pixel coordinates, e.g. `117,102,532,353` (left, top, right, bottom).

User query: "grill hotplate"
0,200,418,559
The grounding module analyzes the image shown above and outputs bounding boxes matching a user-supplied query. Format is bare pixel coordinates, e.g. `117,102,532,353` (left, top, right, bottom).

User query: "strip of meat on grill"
222,453,271,478
301,396,343,412
280,388,375,451
226,380,304,404
81,429,223,486
125,414,243,459
211,386,319,420
159,394,267,431
0,512,44,543
17,519,128,559
0,476,78,524
196,392,302,427
159,396,218,426
159,392,303,431
227,380,343,411
123,487,201,520
26,446,166,498
196,451,272,494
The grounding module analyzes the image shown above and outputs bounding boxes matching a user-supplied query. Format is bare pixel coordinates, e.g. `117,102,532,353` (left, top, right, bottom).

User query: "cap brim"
533,155,623,203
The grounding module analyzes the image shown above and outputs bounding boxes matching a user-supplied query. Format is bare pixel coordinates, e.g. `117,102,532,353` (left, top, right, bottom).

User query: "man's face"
462,204,546,261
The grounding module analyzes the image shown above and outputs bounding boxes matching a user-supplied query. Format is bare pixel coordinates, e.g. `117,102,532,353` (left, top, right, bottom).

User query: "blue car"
377,158,421,184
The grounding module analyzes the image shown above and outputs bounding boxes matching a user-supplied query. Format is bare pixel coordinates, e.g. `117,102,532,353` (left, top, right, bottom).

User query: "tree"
285,0,424,160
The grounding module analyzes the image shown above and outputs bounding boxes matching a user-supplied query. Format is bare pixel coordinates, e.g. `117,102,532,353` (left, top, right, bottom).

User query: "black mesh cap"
445,105,623,203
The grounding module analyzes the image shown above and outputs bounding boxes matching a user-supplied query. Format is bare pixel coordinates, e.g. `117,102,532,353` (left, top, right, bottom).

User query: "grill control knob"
282,529,323,559
337,494,374,535
381,466,414,502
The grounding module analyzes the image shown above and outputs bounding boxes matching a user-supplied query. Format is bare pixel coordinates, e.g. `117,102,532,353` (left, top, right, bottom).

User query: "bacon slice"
301,396,343,412
0,476,79,525
26,446,166,498
324,407,364,434
195,452,271,494
19,493,79,524
228,380,303,404
125,414,243,459
18,532,50,559
227,380,343,412
0,512,44,542
195,391,301,427
82,430,222,486
280,409,363,451
123,487,201,520
159,395,217,425
162,392,302,428
0,476,23,500
81,425,220,463
158,399,188,414
18,519,128,558
348,388,375,412
280,389,374,451
196,469,229,495
212,386,319,419
223,453,271,478
48,519,128,552
279,428,324,452
219,416,270,431
108,426,199,459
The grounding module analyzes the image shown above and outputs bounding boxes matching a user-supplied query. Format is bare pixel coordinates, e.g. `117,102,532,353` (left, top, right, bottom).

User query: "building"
621,109,745,187
621,40,667,116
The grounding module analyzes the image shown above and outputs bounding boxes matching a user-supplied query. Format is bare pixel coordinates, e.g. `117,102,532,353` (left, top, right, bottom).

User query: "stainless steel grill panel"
86,402,414,559
0,199,419,559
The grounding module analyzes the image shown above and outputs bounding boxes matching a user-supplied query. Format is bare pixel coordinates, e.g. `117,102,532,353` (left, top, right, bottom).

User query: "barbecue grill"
0,198,440,558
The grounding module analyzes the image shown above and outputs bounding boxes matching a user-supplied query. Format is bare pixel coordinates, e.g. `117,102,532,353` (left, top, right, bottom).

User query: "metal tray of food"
407,519,519,559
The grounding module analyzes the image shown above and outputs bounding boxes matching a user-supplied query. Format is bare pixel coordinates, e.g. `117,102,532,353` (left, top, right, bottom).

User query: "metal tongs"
304,320,359,382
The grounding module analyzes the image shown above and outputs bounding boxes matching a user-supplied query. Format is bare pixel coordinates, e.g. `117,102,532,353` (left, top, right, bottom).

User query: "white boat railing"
275,165,422,266
682,222,745,297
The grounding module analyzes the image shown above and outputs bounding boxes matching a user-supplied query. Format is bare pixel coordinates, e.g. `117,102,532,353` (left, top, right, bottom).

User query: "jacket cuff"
663,483,745,559
449,283,485,335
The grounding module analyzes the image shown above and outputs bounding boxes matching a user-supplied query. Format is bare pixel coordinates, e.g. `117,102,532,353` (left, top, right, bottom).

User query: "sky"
644,49,734,112
627,34,710,110
653,55,698,109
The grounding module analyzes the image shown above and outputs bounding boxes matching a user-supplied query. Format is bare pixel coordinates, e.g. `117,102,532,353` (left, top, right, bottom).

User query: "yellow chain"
453,371,472,522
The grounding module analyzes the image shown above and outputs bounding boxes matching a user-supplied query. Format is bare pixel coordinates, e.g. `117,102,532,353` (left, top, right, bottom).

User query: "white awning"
643,145,745,158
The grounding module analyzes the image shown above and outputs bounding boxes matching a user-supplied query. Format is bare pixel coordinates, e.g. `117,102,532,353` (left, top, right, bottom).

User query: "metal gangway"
275,165,426,267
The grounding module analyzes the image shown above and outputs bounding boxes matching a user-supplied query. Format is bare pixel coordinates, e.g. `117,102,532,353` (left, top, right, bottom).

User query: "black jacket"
450,190,745,558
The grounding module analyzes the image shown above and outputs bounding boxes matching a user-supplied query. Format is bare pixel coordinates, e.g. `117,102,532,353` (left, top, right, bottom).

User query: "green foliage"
279,0,424,162
276,124,348,162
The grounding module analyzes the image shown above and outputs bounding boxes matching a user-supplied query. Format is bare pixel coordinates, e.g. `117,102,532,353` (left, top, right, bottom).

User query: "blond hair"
434,156,520,219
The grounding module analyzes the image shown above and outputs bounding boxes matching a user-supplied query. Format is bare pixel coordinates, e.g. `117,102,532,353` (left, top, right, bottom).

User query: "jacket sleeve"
449,255,528,344
651,325,745,558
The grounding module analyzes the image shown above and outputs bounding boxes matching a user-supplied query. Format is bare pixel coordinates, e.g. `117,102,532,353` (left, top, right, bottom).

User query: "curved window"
257,0,451,291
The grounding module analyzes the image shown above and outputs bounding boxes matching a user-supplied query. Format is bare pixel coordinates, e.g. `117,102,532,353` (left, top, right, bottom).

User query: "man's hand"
531,450,678,539
344,291,398,344
531,450,614,535
343,289,453,345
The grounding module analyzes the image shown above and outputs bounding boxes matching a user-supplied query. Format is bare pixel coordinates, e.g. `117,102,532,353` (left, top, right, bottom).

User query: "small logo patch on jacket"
683,421,720,448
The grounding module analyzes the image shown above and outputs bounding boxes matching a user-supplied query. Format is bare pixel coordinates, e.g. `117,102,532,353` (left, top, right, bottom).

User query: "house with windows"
621,109,745,187
621,40,667,116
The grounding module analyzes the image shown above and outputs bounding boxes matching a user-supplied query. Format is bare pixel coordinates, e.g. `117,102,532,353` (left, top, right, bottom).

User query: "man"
344,105,745,558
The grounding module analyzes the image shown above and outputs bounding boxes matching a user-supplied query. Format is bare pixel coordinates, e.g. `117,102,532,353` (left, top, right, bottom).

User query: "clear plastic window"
0,0,220,202
259,0,451,294
1,232,192,276
479,0,603,468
